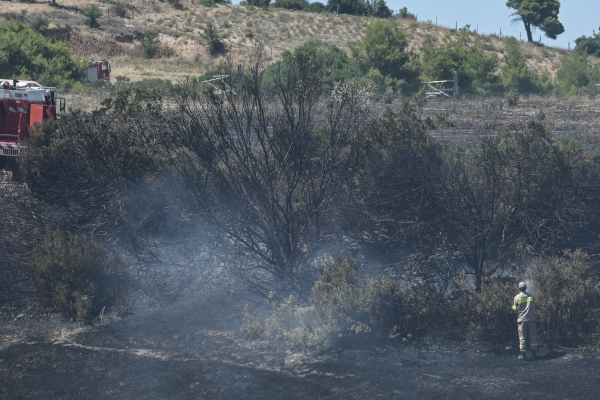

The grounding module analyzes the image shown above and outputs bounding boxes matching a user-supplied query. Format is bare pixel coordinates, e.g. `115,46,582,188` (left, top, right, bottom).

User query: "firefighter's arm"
512,298,518,311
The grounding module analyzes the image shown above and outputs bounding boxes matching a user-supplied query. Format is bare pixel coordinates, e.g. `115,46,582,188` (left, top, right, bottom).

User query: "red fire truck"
87,58,111,82
0,79,65,169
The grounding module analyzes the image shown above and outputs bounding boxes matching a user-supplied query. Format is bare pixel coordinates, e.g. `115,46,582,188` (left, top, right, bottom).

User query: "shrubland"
1,2,600,350
2,3,599,100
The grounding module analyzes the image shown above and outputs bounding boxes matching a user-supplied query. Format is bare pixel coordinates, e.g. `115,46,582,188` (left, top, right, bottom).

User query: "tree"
345,102,444,260
420,28,498,94
83,5,103,29
0,22,85,88
506,0,564,42
200,22,225,55
273,0,309,10
500,37,550,93
141,31,160,59
246,0,271,7
169,53,370,297
575,27,600,58
553,49,600,97
262,41,361,93
351,20,420,94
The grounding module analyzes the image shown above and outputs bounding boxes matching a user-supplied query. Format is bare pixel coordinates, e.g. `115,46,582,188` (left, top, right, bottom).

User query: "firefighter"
513,281,537,360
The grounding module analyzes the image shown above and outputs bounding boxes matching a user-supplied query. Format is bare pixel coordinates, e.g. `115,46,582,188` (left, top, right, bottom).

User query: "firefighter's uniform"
513,288,537,354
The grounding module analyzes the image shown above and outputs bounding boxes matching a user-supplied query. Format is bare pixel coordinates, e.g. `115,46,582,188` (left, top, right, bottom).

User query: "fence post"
453,71,458,94
238,64,243,96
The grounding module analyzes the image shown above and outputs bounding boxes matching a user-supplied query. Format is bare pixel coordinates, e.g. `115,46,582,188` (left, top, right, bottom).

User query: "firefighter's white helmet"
519,281,527,290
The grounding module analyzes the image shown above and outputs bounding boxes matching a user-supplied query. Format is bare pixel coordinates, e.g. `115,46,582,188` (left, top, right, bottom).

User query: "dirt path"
2,293,600,399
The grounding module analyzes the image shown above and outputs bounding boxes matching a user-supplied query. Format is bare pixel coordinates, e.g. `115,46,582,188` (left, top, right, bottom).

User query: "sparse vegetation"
200,21,225,55
140,31,161,59
83,5,103,29
575,27,600,57
31,228,124,320
29,16,49,33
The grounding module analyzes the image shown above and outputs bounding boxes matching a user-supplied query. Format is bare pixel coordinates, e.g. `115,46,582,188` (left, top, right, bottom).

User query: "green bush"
304,1,327,13
553,49,600,97
113,3,128,18
262,41,361,93
527,251,600,345
200,22,225,55
420,28,499,94
351,20,420,95
31,229,124,319
327,0,391,17
141,31,160,59
575,30,600,58
273,0,308,10
29,16,49,33
501,37,552,94
395,6,416,20
83,5,103,29
0,22,85,88
246,0,271,7
200,0,216,7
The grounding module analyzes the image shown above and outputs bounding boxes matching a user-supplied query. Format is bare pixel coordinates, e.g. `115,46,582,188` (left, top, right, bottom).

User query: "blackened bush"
456,279,516,346
243,254,432,347
31,228,125,319
527,251,600,345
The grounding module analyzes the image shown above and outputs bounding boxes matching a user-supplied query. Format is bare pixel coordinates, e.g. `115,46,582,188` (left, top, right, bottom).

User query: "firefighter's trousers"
518,321,538,352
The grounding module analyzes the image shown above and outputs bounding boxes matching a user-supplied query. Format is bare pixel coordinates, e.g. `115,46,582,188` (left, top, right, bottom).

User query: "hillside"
2,0,597,89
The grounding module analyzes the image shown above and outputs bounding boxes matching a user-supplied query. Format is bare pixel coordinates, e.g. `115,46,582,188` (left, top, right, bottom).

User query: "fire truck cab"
0,79,65,168
87,58,111,82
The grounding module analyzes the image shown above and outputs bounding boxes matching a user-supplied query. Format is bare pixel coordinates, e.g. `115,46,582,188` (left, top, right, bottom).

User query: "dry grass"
2,0,598,97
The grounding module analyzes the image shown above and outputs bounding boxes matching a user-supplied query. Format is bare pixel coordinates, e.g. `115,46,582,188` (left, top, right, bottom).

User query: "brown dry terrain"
2,0,597,86
2,291,600,399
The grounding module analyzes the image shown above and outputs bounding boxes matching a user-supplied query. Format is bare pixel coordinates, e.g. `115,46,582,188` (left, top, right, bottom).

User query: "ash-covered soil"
2,292,599,400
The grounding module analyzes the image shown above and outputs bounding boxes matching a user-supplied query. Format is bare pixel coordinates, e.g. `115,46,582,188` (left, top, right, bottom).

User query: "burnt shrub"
527,251,600,345
31,228,125,320
242,254,432,347
455,279,516,346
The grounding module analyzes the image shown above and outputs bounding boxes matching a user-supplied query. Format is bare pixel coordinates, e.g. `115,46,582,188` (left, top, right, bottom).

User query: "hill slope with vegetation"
1,0,599,107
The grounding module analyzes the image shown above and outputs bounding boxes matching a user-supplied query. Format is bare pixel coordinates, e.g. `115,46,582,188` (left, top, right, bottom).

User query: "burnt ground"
2,292,600,400
399,95,600,151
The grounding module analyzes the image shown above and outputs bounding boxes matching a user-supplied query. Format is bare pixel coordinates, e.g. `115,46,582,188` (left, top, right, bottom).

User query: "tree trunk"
524,22,533,42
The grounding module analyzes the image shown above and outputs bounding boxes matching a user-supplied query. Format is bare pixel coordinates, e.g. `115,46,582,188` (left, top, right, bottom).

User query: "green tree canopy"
506,0,564,42
0,22,85,88
420,28,498,94
351,20,420,94
83,5,103,29
327,0,391,17
500,37,552,94
575,27,600,58
262,41,361,93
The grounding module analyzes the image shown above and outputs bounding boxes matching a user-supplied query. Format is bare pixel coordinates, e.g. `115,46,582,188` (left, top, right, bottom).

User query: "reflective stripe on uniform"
512,305,517,310
520,344,526,348
531,343,538,347
518,297,534,304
